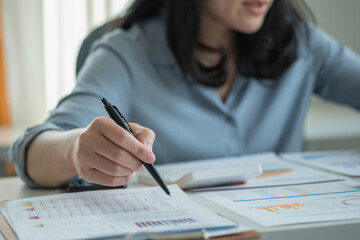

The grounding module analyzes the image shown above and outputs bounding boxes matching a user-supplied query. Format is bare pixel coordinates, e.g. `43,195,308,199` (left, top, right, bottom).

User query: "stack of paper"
198,180,360,226
161,152,345,192
138,153,266,189
281,150,360,177
0,185,253,240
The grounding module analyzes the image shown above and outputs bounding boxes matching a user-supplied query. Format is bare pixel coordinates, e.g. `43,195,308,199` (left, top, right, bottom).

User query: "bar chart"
135,218,196,228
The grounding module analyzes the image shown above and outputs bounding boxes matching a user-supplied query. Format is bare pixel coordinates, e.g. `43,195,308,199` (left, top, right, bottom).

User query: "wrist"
65,128,84,176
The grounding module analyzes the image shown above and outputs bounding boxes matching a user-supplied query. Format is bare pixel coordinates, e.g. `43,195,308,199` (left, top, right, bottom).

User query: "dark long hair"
115,0,314,87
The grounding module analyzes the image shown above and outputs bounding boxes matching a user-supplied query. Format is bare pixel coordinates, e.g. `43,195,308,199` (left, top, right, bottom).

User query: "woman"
9,0,360,188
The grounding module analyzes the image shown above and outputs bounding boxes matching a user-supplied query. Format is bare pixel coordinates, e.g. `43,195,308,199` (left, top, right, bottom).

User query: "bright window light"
43,0,132,111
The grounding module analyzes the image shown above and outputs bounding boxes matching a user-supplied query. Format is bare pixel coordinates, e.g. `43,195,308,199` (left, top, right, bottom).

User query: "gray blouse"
9,13,360,187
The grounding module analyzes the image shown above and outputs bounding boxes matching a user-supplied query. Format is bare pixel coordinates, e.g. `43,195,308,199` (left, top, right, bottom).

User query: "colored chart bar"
341,198,360,206
256,169,293,178
250,203,304,214
135,218,196,228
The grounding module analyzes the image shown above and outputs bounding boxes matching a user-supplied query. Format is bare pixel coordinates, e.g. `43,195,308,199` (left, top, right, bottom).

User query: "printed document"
1,185,243,240
198,181,360,226
139,153,266,189
281,149,360,177
191,153,344,192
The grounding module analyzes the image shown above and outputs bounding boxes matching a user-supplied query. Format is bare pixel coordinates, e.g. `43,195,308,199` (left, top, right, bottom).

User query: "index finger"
100,118,155,164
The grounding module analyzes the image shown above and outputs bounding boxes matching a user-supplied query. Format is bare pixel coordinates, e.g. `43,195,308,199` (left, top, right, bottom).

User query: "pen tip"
168,194,172,197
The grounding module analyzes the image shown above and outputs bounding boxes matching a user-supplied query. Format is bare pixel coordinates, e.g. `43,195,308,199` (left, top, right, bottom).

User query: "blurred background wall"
304,0,360,150
306,0,360,53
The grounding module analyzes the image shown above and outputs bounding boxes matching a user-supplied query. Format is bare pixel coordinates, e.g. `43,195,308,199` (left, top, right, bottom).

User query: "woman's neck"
196,10,236,102
198,9,235,53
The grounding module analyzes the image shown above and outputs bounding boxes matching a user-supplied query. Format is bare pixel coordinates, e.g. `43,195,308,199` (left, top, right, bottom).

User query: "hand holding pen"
70,101,159,190
102,98,171,196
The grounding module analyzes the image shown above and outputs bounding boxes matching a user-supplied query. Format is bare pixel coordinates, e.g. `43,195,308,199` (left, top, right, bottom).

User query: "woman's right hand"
72,117,156,186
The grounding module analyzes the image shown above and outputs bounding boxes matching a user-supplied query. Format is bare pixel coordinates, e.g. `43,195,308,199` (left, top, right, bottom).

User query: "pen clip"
113,105,133,134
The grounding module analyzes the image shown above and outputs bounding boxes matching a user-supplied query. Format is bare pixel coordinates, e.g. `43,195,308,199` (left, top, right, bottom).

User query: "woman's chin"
239,25,263,34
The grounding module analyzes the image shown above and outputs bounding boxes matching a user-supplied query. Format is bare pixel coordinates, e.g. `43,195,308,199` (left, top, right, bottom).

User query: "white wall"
2,0,132,130
305,0,360,53
3,0,47,128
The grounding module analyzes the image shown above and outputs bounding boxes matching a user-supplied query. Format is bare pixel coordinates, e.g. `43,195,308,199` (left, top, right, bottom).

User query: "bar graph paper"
3,185,236,240
199,181,360,226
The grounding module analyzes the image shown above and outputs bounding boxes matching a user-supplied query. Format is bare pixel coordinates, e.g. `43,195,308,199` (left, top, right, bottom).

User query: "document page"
2,185,238,240
198,181,360,226
140,152,343,191
139,152,269,189
191,154,344,192
281,150,360,177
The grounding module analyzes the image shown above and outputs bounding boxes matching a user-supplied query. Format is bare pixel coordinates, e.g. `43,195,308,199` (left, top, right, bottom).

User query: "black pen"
101,98,171,196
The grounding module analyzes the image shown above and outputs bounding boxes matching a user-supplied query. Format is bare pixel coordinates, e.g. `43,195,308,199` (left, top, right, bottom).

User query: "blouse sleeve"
309,25,360,110
8,32,134,188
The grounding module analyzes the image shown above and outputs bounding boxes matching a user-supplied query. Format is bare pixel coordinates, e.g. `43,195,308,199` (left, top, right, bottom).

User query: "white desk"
1,176,359,240
304,96,360,151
